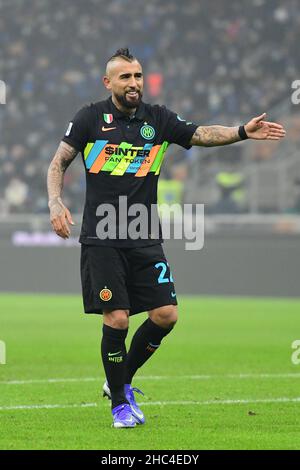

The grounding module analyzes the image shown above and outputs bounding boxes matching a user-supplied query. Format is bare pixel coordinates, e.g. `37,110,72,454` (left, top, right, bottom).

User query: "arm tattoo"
47,141,78,206
190,125,241,147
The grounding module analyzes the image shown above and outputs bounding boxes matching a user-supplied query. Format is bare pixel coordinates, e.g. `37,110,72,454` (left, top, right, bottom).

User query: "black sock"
125,318,173,384
101,324,129,409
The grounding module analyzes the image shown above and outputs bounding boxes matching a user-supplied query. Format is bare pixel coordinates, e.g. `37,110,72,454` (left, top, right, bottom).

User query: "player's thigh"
80,244,130,314
128,244,178,315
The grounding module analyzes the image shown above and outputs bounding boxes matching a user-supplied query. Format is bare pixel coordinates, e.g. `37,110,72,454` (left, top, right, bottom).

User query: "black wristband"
238,125,248,140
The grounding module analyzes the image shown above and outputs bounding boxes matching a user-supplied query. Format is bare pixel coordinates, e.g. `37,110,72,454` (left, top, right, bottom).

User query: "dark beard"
114,91,142,110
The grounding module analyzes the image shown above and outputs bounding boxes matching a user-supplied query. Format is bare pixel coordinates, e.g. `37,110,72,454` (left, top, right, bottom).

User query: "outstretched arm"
190,113,286,147
47,141,78,239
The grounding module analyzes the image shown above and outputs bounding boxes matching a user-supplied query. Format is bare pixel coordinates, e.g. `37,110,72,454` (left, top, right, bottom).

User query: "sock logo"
146,343,160,353
100,287,112,301
108,355,123,363
108,351,123,363
108,351,122,357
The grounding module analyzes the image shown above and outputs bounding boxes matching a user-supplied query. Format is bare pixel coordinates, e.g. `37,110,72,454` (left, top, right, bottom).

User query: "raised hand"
244,113,286,140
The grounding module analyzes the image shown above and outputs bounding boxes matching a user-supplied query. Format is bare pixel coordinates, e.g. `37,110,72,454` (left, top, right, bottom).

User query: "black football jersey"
62,96,197,247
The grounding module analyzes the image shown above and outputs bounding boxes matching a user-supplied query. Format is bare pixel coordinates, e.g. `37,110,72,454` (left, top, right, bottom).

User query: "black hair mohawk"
107,47,135,63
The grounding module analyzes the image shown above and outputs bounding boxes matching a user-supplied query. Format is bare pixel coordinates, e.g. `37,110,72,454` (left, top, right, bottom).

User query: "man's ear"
103,76,112,90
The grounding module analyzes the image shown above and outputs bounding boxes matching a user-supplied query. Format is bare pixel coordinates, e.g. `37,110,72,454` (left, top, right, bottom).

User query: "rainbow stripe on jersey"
83,140,169,177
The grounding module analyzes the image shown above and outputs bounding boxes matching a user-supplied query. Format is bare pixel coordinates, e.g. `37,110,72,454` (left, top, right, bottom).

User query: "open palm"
245,113,286,140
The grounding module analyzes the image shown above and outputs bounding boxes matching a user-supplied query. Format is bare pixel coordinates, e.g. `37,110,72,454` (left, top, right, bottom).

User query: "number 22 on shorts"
155,262,174,284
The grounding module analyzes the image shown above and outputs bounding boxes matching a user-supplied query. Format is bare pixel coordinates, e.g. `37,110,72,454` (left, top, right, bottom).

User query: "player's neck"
111,95,136,117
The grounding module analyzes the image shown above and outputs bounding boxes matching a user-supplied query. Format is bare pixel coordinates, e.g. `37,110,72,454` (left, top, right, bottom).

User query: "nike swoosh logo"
132,409,144,420
102,126,116,131
171,292,176,298
108,351,122,357
127,416,135,423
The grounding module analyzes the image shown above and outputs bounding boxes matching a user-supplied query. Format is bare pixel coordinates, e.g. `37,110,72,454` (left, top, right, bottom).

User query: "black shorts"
80,243,178,315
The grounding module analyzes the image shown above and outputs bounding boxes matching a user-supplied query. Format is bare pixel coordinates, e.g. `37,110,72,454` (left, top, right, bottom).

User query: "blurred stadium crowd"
0,0,299,215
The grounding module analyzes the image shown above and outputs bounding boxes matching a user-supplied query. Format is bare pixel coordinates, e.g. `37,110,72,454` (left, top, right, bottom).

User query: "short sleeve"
161,106,198,149
62,106,91,152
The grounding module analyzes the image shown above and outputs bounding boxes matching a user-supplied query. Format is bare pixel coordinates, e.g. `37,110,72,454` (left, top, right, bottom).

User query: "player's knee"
103,309,129,330
149,305,178,329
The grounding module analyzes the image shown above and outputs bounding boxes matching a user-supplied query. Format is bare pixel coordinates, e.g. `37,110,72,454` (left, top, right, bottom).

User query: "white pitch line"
0,403,98,411
1,373,300,386
1,397,300,411
140,397,300,406
0,377,101,385
226,373,300,379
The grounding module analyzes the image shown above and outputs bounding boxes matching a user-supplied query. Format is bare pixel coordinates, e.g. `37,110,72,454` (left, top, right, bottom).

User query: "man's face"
103,59,144,110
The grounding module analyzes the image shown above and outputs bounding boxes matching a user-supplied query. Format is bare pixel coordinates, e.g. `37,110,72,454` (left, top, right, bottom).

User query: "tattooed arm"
47,141,78,239
190,113,286,147
190,125,240,147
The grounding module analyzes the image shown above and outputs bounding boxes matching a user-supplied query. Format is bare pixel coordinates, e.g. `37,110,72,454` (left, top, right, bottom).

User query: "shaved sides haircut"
106,48,138,75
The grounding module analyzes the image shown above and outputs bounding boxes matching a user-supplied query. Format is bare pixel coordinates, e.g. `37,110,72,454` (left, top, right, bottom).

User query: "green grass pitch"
1,293,300,450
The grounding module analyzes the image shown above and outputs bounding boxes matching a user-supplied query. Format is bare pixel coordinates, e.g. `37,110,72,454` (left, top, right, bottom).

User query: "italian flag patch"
103,113,113,124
